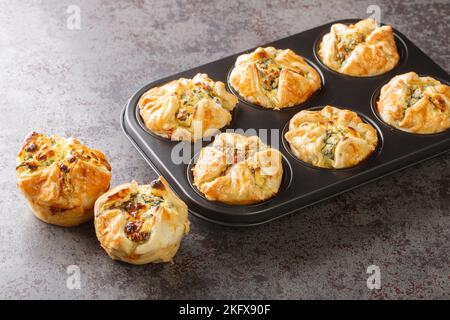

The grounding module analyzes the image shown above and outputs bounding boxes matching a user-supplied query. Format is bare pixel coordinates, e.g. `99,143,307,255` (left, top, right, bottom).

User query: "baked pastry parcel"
285,106,378,169
318,18,400,76
16,132,111,227
138,73,238,141
192,133,283,205
229,47,321,109
377,72,450,134
94,177,189,264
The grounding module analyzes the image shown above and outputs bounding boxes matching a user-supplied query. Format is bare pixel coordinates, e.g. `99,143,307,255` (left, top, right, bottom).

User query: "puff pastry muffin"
285,106,378,169
229,47,321,109
94,177,189,265
138,73,238,141
192,133,283,205
16,132,111,227
318,18,400,76
377,72,450,134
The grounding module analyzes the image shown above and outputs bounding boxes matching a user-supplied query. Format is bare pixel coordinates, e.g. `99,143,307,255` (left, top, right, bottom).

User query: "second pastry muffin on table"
193,132,283,205
138,73,238,141
285,106,378,169
229,47,321,109
94,177,190,265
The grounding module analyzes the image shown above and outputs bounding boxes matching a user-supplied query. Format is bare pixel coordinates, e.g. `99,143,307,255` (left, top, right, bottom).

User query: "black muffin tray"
121,19,450,226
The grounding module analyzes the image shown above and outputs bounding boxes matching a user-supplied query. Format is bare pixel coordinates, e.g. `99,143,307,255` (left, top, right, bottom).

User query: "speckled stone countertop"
0,0,449,299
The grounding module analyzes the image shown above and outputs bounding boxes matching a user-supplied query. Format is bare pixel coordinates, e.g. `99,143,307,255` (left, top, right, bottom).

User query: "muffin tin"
121,19,450,226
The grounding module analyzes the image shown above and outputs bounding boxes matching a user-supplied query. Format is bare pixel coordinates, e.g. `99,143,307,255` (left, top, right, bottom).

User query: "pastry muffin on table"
138,73,237,141
229,47,321,109
377,72,450,134
16,131,111,227
285,106,378,169
318,18,400,76
192,132,283,205
94,177,189,264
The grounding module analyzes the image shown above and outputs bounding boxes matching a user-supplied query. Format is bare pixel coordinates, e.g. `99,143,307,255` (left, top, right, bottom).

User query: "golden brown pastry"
16,132,111,227
377,72,450,134
138,73,238,141
285,106,378,169
318,18,400,76
192,133,283,205
229,47,321,109
94,177,189,265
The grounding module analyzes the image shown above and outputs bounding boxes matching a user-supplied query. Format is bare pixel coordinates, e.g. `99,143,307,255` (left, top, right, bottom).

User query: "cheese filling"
106,191,163,244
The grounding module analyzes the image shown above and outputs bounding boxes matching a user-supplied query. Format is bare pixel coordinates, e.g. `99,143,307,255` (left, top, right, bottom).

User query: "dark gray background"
0,0,448,299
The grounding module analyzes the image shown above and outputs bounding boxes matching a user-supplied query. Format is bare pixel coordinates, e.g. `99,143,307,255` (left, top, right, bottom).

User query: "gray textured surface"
0,0,449,299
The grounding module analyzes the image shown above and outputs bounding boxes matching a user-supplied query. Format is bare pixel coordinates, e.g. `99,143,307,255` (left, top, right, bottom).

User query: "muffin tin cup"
133,81,239,144
136,94,241,144
121,19,450,226
226,57,326,111
370,76,450,136
186,149,293,208
281,106,384,172
313,20,409,79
